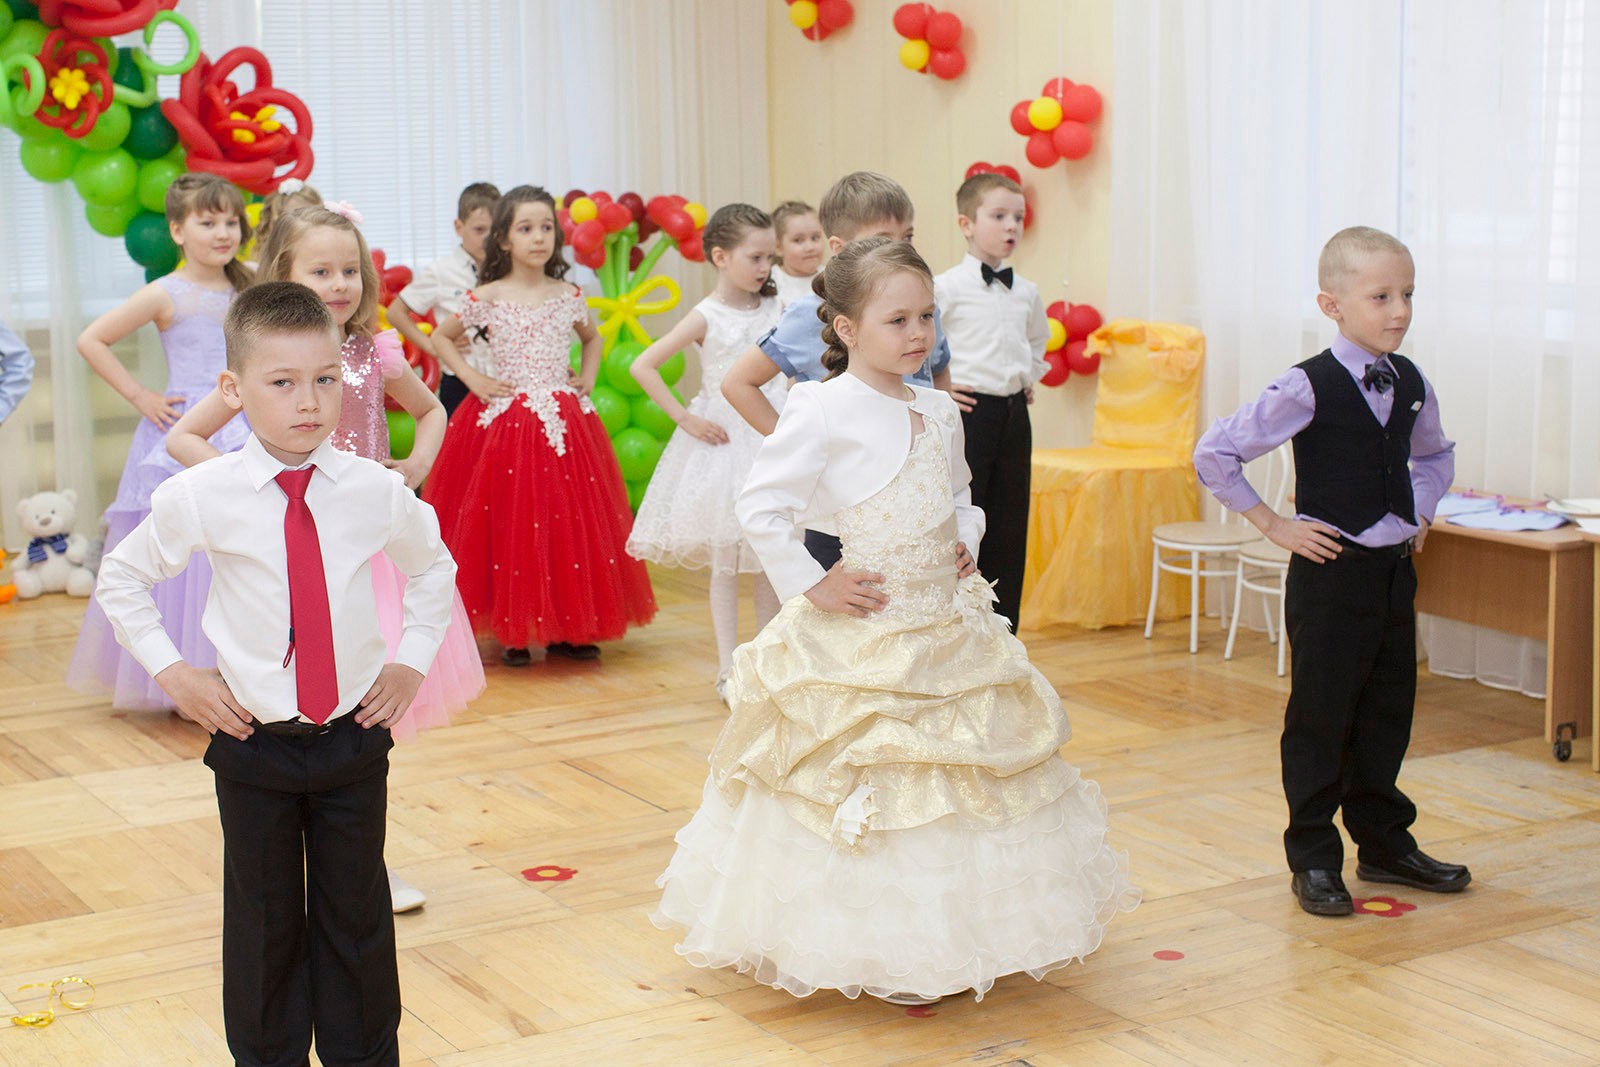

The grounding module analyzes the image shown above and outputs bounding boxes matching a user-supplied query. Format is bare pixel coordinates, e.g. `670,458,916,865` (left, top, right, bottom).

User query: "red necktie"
276,468,339,723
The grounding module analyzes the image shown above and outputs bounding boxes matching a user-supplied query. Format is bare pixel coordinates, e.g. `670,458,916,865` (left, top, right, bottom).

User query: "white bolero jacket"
736,372,986,601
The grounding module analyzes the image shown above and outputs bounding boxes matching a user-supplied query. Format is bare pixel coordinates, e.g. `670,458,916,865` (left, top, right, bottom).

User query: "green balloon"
84,196,139,236
136,155,183,213
124,106,177,158
626,480,647,512
0,18,45,63
659,350,687,386
0,8,11,42
19,137,81,182
589,384,630,436
111,45,143,92
568,337,582,375
125,211,178,273
611,427,664,482
2,1,37,19
387,410,416,460
602,339,648,396
14,110,59,142
72,148,138,207
80,101,131,152
630,391,680,441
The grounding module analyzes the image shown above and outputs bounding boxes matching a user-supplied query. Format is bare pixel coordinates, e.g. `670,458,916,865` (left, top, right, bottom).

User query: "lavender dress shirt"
1193,333,1455,548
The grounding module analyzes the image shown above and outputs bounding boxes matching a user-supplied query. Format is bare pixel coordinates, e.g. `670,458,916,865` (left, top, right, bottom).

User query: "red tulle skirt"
424,391,656,649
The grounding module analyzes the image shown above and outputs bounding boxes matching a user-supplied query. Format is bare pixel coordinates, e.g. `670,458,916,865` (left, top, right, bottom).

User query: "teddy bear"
12,489,95,599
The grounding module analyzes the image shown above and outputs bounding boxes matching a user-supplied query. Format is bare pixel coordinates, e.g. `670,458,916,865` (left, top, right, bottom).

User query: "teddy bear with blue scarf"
13,489,94,599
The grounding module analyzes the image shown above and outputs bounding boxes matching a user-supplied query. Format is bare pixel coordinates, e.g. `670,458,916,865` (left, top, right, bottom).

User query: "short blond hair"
1318,226,1410,292
818,172,914,241
223,282,337,372
956,172,1022,220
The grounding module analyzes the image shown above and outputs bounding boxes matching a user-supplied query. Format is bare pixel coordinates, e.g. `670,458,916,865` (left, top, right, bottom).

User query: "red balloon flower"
28,30,113,137
36,0,176,37
1013,75,1105,167
160,47,315,195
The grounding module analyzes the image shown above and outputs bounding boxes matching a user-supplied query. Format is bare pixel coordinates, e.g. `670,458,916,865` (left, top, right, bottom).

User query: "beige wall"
766,0,1113,448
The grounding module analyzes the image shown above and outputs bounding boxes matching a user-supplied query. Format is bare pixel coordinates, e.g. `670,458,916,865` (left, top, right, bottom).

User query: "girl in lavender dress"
69,175,254,710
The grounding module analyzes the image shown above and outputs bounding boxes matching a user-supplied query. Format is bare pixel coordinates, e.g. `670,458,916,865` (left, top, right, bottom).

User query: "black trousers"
205,715,400,1067
961,391,1032,628
1281,545,1420,872
804,529,843,570
438,373,470,418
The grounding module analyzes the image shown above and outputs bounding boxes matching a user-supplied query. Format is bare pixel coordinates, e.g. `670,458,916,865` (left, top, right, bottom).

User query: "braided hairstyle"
812,237,933,379
701,203,777,297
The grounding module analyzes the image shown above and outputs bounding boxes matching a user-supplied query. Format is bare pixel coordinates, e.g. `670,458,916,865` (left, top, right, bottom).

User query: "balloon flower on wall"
1040,300,1104,385
964,161,1034,230
556,189,707,510
0,1,316,280
1011,77,1104,168
783,0,853,41
893,3,966,80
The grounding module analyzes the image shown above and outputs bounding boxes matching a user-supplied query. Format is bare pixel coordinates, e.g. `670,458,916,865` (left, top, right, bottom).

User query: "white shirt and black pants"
934,254,1050,628
97,436,458,1067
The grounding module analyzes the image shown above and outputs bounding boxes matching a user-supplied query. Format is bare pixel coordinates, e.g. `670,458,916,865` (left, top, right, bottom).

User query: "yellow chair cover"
1022,320,1206,631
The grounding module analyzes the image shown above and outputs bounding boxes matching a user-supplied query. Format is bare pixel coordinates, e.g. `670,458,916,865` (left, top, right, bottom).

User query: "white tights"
710,572,781,675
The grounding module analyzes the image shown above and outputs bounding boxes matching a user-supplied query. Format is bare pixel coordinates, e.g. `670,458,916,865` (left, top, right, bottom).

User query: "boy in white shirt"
388,181,500,415
96,282,458,1067
933,173,1050,628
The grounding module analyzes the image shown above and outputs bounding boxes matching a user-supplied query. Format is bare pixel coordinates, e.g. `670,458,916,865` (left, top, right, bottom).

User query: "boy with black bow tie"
1193,225,1469,917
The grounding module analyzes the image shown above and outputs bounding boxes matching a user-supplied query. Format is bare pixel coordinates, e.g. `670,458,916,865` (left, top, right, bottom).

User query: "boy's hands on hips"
356,663,424,728
155,663,254,739
1265,513,1343,562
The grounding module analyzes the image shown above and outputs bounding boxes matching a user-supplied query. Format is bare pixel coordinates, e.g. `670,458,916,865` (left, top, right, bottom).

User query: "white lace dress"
652,423,1140,1001
626,295,785,574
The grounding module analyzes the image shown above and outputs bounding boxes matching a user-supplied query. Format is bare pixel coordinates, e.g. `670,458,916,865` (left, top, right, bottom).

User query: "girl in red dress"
425,185,656,663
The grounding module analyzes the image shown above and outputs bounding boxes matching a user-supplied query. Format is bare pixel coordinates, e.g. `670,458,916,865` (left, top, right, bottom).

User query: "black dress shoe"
1291,869,1353,916
500,646,531,667
1356,850,1471,893
546,642,600,660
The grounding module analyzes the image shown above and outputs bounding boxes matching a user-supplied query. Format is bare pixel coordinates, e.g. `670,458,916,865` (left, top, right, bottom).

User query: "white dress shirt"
737,373,985,601
933,253,1050,397
397,246,490,375
96,435,458,723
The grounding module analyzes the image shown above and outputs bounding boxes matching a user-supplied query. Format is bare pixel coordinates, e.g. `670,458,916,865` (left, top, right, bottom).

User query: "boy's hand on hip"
1266,514,1342,563
1413,517,1430,553
954,541,977,578
356,663,424,728
945,381,979,413
805,562,889,617
155,663,254,739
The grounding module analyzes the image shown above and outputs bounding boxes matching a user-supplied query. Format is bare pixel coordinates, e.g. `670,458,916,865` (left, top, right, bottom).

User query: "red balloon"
1009,99,1035,136
598,201,633,233
1046,299,1068,323
576,245,606,271
661,208,696,242
679,233,705,262
965,161,995,179
996,164,1021,183
1024,200,1034,229
893,2,932,38
928,47,965,79
638,217,659,240
1065,340,1100,375
628,245,644,271
1040,351,1071,387
1061,83,1103,124
1052,121,1094,160
645,195,672,221
384,265,412,295
571,218,605,255
618,191,646,222
1025,130,1060,168
1041,77,1074,102
1064,303,1103,341
590,190,612,206
370,248,387,273
563,188,587,208
802,21,833,40
925,10,962,49
817,0,853,30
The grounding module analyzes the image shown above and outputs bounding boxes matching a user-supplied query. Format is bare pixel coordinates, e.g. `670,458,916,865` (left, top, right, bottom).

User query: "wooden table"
1413,518,1592,761
1580,529,1600,771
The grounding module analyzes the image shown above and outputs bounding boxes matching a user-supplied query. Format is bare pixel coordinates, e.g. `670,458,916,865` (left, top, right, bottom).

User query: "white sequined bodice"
460,291,594,455
835,425,960,623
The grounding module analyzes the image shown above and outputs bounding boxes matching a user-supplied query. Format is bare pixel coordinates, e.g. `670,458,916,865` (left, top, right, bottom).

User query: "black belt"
1335,537,1414,559
971,389,1028,406
255,714,349,737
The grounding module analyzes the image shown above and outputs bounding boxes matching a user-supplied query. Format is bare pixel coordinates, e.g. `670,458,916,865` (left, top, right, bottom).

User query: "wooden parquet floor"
2,566,1598,1066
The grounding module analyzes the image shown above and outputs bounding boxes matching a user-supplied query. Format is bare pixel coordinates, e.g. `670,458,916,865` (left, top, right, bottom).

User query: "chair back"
1086,319,1206,457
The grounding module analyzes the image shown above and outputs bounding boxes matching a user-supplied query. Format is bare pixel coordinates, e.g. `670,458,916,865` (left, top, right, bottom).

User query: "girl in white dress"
770,199,825,307
626,204,785,701
652,238,1139,1007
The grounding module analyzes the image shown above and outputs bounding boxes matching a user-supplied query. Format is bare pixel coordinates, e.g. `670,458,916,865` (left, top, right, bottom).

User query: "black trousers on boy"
1281,542,1420,872
804,529,843,570
438,373,470,417
206,714,400,1067
961,391,1032,628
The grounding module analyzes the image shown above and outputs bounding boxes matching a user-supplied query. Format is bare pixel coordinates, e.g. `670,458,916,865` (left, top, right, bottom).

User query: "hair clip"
325,200,364,226
278,178,305,195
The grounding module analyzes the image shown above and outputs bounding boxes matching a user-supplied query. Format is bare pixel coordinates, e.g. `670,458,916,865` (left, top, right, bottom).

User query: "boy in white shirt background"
934,172,1050,629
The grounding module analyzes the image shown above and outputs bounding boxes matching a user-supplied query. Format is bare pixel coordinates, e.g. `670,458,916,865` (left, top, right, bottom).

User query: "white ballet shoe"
388,869,426,914
715,671,730,707
874,991,943,1007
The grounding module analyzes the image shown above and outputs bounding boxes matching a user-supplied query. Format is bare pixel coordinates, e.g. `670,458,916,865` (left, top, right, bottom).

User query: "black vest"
1291,350,1422,532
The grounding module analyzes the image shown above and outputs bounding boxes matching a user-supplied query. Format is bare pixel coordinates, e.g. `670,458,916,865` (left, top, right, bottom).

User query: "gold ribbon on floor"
10,976,94,1028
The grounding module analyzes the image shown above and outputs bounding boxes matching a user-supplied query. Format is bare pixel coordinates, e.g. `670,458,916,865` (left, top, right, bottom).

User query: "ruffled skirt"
371,552,484,742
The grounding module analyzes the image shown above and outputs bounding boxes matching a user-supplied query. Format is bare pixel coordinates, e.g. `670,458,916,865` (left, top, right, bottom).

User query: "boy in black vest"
1193,226,1468,916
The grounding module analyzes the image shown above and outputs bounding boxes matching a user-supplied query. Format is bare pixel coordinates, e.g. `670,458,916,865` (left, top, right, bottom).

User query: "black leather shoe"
500,646,531,667
546,642,601,660
1356,850,1471,893
1291,869,1353,916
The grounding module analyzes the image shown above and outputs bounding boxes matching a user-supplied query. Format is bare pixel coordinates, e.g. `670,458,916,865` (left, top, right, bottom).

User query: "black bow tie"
980,263,1013,289
1362,361,1396,394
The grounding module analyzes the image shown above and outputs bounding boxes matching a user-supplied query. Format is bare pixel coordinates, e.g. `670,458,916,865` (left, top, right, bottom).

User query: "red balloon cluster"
161,47,315,195
782,0,854,41
556,190,707,270
37,0,176,36
371,248,440,399
1010,76,1104,169
1040,300,1104,386
964,161,1034,229
893,4,967,80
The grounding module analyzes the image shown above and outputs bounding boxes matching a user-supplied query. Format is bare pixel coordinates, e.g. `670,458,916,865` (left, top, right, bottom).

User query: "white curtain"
0,0,768,551
1112,0,1600,691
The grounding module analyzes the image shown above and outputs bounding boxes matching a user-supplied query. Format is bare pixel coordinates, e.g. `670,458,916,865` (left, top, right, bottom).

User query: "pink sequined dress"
339,330,485,741
423,289,657,648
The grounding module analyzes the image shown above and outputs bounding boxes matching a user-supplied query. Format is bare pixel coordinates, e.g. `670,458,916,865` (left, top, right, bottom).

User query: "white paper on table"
1435,492,1500,518
1446,507,1569,532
